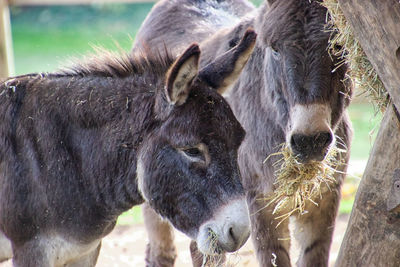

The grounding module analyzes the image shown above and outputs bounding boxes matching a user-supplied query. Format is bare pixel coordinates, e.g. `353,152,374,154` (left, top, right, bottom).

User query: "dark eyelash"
183,148,202,157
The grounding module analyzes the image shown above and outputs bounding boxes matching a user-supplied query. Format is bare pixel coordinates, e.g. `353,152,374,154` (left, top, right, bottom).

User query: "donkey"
0,30,257,266
134,0,353,266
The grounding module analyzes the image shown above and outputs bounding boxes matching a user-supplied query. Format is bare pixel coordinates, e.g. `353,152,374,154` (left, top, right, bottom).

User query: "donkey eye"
179,144,208,164
270,46,280,58
183,148,202,157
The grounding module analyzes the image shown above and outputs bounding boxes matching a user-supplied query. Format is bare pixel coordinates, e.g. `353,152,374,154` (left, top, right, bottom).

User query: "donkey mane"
1,47,175,89
53,45,175,78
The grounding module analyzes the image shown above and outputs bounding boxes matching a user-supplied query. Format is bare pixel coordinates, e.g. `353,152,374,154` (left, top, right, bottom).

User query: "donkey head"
260,0,352,162
138,30,257,254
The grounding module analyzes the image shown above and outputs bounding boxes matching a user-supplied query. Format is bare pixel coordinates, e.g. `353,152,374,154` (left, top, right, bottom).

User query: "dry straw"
264,144,345,227
201,230,225,267
322,0,389,111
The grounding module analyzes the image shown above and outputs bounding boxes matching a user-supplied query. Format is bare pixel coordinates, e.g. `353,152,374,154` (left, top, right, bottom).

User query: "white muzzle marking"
196,198,250,255
287,103,332,143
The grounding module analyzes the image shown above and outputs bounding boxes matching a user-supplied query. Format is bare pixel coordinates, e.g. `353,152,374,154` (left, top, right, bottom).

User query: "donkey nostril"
315,132,332,147
228,227,237,243
290,134,308,151
290,135,296,148
290,134,300,149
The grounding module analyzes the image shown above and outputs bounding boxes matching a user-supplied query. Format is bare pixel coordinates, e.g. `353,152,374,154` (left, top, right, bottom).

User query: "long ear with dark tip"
197,28,257,94
166,44,200,106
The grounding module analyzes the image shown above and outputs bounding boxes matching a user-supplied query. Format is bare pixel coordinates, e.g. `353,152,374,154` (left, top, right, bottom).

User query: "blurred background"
0,0,383,266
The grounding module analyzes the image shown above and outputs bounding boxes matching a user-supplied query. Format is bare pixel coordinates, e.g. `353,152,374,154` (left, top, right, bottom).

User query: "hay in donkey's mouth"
201,229,224,267
264,144,344,227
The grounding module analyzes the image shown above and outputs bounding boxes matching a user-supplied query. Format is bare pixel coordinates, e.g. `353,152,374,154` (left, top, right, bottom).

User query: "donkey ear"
196,29,257,94
165,44,200,106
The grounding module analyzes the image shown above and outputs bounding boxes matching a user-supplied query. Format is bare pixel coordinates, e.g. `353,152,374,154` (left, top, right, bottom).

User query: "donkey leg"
12,240,52,267
143,203,177,267
293,187,340,267
189,240,226,267
189,241,203,267
66,242,101,267
246,190,291,267
0,231,12,262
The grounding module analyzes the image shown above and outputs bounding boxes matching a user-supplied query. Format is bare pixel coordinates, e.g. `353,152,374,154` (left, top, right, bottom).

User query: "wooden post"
335,106,400,266
334,0,400,265
337,0,400,110
0,0,14,78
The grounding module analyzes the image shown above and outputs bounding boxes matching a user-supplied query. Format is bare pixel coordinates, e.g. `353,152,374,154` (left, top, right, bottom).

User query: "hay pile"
322,0,389,111
265,145,344,227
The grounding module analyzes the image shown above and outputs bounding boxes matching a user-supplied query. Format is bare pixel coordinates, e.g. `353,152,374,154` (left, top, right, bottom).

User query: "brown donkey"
0,31,257,266
134,0,353,266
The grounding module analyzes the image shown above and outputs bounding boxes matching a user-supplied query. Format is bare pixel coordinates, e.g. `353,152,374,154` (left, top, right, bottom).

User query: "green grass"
10,4,153,74
339,198,355,214
338,100,382,214
13,30,135,74
347,101,382,160
117,206,143,225
251,0,264,6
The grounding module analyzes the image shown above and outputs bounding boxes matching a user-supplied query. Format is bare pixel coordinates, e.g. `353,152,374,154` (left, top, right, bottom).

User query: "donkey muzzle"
290,131,333,162
196,198,250,255
287,103,334,163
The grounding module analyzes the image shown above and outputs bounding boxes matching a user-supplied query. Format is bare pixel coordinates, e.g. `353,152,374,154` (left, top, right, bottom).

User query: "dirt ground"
0,214,349,267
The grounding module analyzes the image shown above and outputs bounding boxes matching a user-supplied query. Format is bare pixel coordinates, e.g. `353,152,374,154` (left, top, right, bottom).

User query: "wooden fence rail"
0,0,156,78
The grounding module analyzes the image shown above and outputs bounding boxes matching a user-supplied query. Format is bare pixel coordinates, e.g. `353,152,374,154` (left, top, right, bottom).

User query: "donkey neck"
31,74,161,217
41,49,177,218
228,46,286,141
69,75,158,210
221,9,289,154
196,8,286,150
